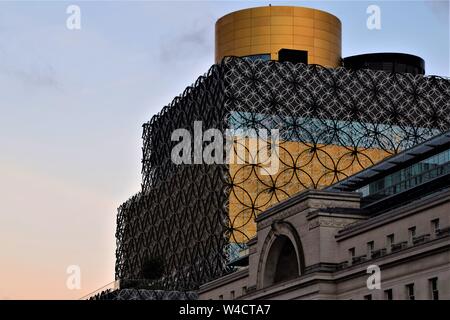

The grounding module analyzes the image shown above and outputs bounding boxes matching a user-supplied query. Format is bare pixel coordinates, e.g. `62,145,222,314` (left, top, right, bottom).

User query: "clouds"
0,25,61,90
0,57,60,89
425,0,449,24
158,14,214,64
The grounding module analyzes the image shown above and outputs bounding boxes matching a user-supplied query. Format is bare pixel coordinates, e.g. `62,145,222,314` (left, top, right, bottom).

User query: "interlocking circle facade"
116,57,450,291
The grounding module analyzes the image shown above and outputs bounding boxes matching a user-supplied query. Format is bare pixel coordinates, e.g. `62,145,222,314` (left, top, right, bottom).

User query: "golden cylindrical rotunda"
215,6,342,67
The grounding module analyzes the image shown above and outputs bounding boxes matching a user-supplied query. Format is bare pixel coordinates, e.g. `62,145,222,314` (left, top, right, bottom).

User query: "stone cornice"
336,188,450,241
256,189,361,225
198,268,249,293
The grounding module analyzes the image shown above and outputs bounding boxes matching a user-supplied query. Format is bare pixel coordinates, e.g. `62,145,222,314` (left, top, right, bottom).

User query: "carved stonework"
309,216,357,230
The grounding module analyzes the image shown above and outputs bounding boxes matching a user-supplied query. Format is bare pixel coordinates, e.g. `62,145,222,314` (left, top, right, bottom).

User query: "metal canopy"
328,131,450,192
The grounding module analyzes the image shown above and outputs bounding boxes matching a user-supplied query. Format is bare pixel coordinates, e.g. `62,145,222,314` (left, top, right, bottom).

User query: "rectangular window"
218,295,223,300
364,294,372,300
431,219,440,236
429,278,439,300
384,289,393,300
408,227,416,245
406,283,415,300
242,286,247,295
357,185,370,197
348,247,355,263
243,54,271,62
387,234,395,252
362,148,450,200
230,290,235,300
367,241,374,258
278,49,308,64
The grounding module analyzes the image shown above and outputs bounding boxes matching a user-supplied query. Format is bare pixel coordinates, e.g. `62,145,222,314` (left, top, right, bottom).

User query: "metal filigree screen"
116,57,450,291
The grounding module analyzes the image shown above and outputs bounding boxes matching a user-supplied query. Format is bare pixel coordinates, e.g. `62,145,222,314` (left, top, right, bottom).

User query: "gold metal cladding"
215,6,342,67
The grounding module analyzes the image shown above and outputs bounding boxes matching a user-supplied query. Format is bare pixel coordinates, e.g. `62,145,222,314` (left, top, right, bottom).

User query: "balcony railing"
334,226,449,273
437,227,450,238
336,261,348,270
352,255,367,264
412,234,430,245
80,280,120,300
391,241,408,252
371,248,387,259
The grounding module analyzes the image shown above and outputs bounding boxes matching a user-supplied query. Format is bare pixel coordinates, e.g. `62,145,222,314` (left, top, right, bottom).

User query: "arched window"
263,235,299,286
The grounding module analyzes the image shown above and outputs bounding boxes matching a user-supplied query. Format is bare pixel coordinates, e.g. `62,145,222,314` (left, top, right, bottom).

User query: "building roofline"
255,189,360,223
336,187,450,240
198,268,249,294
326,130,450,192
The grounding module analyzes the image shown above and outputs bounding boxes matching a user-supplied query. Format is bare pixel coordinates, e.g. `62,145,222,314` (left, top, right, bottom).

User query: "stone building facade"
199,132,450,300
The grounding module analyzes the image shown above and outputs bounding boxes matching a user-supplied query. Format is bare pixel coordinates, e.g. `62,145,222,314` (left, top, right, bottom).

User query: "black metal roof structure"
327,130,450,193
343,52,425,75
